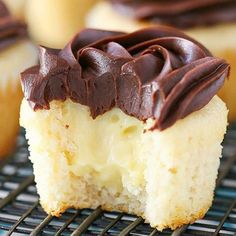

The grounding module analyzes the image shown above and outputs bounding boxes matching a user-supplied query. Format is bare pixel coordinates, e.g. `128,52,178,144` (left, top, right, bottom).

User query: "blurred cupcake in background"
25,0,98,49
0,0,38,157
87,0,236,120
2,0,26,20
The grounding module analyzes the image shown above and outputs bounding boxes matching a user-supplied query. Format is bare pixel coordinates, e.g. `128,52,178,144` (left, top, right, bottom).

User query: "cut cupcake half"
20,27,229,231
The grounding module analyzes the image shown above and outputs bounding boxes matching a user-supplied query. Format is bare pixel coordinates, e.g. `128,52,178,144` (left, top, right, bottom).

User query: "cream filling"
21,96,227,199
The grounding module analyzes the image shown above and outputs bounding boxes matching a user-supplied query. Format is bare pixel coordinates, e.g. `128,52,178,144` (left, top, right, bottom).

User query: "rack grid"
0,124,236,235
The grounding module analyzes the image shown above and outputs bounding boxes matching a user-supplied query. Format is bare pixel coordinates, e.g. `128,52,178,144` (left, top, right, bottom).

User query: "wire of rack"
0,124,236,235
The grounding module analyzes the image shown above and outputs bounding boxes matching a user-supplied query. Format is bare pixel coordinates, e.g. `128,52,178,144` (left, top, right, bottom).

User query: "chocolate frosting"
111,0,236,28
21,27,230,130
0,0,8,17
0,0,26,50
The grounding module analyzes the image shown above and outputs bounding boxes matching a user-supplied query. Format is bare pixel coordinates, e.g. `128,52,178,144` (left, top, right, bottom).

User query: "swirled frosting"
111,0,236,28
21,27,230,130
0,0,26,50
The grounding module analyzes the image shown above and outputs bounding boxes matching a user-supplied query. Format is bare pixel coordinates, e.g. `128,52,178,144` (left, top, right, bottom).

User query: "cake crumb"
169,168,177,174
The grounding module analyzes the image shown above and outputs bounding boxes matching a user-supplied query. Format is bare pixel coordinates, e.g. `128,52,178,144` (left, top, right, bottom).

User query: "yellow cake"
0,1,38,157
87,1,236,120
20,27,229,230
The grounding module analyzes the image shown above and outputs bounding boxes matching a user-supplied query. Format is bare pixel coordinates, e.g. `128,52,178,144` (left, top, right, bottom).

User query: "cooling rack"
0,124,236,236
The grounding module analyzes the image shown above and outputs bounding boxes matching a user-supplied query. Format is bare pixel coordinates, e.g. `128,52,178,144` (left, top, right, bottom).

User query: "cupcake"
0,1,38,157
20,27,229,231
87,0,236,120
25,0,98,49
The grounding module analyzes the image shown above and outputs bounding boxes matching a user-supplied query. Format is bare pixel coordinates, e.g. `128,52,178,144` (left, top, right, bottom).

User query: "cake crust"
41,191,209,230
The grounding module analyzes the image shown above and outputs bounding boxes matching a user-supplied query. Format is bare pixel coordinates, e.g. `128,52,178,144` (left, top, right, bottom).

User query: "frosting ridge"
21,27,230,130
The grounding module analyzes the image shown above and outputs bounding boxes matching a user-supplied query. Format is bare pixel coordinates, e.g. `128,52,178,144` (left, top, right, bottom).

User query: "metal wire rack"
0,124,236,236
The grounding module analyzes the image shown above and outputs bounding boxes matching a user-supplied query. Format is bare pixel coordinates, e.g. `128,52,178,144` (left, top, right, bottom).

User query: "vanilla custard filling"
22,96,226,198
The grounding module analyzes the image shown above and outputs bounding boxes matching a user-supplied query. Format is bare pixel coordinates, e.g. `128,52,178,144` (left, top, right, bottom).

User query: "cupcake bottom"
20,96,227,230
0,40,38,158
87,1,236,120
